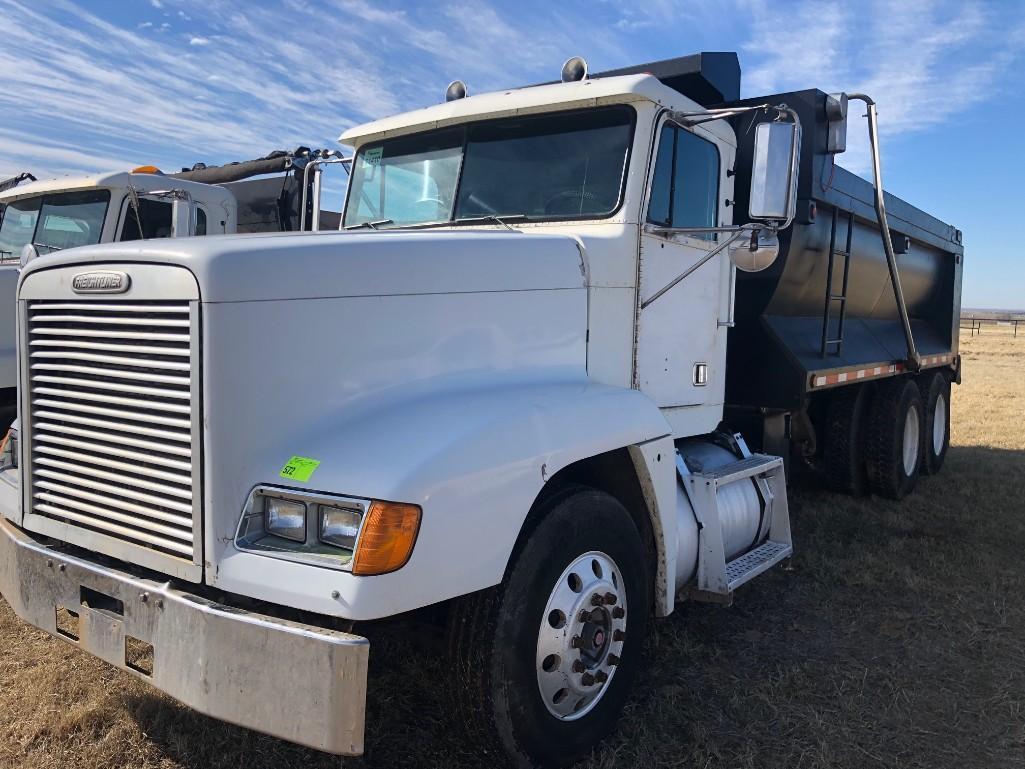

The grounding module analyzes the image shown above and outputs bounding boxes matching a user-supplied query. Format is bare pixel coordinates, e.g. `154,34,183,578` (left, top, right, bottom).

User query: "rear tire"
446,487,650,768
919,372,950,475
866,377,924,500
820,384,873,495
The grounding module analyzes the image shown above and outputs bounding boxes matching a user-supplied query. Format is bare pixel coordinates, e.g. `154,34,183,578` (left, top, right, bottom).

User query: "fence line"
959,316,1022,337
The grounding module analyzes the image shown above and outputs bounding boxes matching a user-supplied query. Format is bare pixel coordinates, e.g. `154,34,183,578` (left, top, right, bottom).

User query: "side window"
195,206,207,236
646,123,721,235
119,198,173,241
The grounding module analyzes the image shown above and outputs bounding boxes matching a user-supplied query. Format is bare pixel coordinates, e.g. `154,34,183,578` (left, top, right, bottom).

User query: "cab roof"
339,73,735,147
0,171,234,205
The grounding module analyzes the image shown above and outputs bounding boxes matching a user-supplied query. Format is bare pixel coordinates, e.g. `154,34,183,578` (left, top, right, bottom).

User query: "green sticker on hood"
279,455,321,482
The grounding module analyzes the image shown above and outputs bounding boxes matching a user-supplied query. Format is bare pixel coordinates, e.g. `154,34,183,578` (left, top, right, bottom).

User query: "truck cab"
0,52,959,767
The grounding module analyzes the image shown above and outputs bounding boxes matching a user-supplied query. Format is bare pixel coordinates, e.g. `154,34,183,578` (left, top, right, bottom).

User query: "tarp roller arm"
847,93,921,371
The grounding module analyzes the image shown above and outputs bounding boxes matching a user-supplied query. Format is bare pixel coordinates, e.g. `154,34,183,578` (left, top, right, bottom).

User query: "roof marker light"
132,165,163,174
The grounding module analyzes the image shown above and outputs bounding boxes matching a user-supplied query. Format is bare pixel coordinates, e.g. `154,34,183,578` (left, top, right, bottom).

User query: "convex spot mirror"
729,228,779,272
749,121,800,222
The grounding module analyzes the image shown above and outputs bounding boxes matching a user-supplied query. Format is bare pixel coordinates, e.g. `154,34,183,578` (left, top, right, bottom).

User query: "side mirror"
729,228,780,272
171,197,197,237
749,121,800,223
19,243,39,269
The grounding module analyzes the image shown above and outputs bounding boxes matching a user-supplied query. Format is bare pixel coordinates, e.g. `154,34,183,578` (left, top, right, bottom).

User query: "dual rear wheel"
820,371,950,499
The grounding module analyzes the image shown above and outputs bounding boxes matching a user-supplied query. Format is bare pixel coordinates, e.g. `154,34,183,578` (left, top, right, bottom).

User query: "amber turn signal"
351,501,421,576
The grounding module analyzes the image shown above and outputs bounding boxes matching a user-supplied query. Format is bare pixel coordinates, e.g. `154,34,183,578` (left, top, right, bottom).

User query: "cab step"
725,539,791,591
677,447,793,603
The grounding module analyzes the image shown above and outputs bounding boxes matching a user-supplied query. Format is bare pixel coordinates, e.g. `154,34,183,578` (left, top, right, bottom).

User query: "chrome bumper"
0,517,369,755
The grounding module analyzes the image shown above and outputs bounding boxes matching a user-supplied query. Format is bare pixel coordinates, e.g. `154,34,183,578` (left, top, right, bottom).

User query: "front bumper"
0,517,370,755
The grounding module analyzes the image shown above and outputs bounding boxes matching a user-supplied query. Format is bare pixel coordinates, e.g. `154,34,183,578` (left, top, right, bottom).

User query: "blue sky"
1,0,1023,308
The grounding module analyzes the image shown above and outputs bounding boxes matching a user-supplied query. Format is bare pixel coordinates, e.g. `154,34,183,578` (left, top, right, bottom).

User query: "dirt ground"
1,330,1023,769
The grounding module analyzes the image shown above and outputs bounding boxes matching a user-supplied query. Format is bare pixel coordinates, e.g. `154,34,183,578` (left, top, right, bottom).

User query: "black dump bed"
599,53,964,412
724,88,963,410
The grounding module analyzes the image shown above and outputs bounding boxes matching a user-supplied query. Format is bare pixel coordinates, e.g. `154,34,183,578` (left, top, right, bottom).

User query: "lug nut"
590,593,604,607
570,635,583,649
578,609,591,622
604,592,618,606
612,606,625,619
581,673,595,686
572,660,585,674
607,653,620,666
594,670,609,684
613,629,625,642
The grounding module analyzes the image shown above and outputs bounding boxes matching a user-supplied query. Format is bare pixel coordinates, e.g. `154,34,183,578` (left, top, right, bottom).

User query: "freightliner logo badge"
71,271,131,294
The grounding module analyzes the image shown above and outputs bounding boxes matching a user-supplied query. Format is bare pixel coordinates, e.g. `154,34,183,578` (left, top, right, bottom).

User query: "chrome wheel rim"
932,393,947,456
535,551,626,721
903,405,921,476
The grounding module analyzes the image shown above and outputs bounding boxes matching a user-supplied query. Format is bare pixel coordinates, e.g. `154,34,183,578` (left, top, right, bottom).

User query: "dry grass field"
1,330,1023,769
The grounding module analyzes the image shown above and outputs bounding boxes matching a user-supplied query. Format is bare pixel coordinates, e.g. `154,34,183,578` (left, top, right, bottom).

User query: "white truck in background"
0,52,961,767
0,150,346,430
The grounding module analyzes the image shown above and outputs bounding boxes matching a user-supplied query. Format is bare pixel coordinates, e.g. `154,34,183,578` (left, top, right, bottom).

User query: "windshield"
0,189,110,259
343,106,635,229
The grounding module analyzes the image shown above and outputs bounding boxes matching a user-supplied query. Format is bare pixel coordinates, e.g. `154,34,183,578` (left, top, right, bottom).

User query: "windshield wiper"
33,242,61,253
344,218,394,231
453,214,527,231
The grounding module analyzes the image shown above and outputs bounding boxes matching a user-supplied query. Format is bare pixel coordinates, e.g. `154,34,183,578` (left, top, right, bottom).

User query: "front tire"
447,487,650,768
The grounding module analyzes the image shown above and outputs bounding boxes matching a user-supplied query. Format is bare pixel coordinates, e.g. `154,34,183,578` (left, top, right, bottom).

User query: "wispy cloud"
0,0,627,179
0,0,1021,187
740,0,1025,175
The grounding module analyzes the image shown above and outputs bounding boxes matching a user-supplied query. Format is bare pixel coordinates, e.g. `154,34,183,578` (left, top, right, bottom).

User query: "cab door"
635,119,733,413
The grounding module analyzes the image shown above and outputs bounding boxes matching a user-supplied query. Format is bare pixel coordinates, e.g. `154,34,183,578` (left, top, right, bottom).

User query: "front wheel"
447,487,650,768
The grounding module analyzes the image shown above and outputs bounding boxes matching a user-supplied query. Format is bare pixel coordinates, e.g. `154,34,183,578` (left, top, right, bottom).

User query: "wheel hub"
535,551,626,721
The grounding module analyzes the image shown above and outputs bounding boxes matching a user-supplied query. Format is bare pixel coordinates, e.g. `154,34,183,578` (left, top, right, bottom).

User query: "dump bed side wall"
722,89,963,410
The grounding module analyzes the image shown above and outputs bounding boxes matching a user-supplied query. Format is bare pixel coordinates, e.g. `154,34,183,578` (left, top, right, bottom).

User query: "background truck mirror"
749,121,799,222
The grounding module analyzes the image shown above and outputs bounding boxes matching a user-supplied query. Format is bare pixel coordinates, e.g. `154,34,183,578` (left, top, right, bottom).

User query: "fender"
210,375,674,621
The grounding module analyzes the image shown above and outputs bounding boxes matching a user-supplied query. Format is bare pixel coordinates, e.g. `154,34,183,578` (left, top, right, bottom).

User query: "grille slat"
35,457,192,501
36,484,193,532
27,299,198,566
35,468,193,513
30,351,192,371
32,374,191,400
33,432,192,471
34,503,194,555
34,408,192,443
33,387,192,415
31,338,192,357
34,421,192,458
30,314,190,327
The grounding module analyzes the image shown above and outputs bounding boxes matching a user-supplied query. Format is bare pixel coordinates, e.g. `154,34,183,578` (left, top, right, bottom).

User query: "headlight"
236,487,421,574
319,505,361,550
265,497,307,542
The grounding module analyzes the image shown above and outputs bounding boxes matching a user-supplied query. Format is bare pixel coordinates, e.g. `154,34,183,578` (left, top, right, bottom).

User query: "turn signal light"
351,501,421,576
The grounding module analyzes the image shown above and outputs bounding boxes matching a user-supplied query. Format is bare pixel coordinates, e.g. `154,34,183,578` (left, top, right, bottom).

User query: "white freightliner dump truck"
0,150,345,431
0,53,962,766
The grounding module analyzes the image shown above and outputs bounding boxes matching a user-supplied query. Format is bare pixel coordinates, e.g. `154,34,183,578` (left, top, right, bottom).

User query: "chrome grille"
25,300,198,564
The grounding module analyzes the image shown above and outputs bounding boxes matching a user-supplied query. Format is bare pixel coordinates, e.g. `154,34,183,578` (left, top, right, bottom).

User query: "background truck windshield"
343,106,635,228
0,189,110,259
